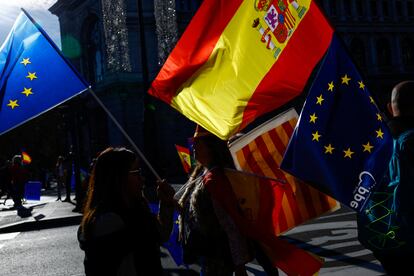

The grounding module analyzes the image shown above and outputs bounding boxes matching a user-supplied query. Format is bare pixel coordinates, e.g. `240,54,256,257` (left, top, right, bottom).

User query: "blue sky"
0,0,60,47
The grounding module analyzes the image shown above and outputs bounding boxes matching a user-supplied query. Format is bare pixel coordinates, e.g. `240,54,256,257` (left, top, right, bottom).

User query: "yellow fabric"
171,0,312,139
229,110,339,235
225,169,262,222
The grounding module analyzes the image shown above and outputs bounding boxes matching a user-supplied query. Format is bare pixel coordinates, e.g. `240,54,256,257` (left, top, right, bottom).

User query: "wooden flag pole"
87,87,161,181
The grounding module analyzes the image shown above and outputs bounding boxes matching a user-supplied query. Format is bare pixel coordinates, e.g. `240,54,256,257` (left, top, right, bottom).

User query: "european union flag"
281,34,393,212
149,203,184,266
0,10,88,135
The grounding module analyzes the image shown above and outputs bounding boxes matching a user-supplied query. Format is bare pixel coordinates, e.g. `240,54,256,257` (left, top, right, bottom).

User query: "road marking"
0,232,20,241
324,249,374,261
246,263,265,271
0,232,20,250
285,221,356,235
316,211,355,220
307,229,357,246
321,260,384,275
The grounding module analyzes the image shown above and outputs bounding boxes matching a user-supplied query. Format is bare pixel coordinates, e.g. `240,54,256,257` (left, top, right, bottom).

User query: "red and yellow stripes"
213,168,324,275
149,0,243,103
240,1,333,131
149,0,333,140
231,111,339,235
175,145,191,173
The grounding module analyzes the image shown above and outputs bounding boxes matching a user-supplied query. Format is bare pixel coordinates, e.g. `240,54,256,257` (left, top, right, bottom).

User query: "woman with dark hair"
78,147,175,276
176,126,250,276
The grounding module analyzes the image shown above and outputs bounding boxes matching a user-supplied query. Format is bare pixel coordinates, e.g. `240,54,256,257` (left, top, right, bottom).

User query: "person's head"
388,81,414,118
192,125,234,169
82,147,143,228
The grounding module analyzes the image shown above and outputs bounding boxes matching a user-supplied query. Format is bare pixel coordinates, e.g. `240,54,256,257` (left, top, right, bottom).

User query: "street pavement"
0,188,81,234
0,185,386,275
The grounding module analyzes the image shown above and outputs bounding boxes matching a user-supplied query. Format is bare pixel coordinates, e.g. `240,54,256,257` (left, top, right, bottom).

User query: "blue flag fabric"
281,34,393,212
149,203,184,266
24,181,41,201
0,10,88,135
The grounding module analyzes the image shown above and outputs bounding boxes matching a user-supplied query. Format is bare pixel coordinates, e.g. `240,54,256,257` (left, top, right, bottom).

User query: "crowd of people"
0,151,88,214
75,80,413,275
0,81,411,275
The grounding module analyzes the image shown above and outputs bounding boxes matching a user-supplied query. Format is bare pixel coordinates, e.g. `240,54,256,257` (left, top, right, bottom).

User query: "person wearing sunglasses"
78,147,175,275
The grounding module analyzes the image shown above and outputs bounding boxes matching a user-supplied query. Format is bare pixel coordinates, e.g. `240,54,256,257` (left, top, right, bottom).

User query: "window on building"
370,0,377,18
408,0,414,16
350,38,366,68
177,0,201,12
396,0,403,17
82,16,104,84
401,38,414,68
356,0,364,18
376,38,392,69
318,0,329,13
177,0,187,10
344,0,352,17
382,1,390,18
329,1,338,17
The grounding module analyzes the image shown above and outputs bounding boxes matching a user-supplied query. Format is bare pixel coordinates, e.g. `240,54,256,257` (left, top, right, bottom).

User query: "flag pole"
87,87,161,181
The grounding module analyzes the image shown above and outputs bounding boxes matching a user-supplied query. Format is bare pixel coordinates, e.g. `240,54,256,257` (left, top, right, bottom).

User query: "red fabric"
148,0,243,103
175,145,191,173
21,152,32,164
239,1,333,130
9,164,29,185
204,168,323,275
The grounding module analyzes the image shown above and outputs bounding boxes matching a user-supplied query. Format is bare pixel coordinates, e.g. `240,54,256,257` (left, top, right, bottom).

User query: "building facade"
49,0,201,182
47,0,414,182
319,0,414,107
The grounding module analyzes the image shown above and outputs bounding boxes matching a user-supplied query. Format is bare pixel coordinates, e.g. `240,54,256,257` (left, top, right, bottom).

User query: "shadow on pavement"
163,269,199,275
282,236,384,273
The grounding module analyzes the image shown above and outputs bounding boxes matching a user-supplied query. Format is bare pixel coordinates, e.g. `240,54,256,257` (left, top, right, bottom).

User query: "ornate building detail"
101,0,132,72
154,0,178,65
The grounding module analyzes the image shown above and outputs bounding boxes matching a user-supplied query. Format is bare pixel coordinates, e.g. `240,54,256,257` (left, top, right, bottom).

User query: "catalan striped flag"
228,108,339,235
149,0,333,140
206,167,324,275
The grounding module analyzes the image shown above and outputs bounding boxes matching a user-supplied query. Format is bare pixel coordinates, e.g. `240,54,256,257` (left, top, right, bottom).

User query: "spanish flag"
175,144,192,173
21,151,32,164
149,0,333,140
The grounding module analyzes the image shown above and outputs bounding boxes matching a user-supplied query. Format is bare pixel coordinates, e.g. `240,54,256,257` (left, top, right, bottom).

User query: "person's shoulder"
404,132,414,153
92,212,126,237
388,117,414,137
399,128,414,146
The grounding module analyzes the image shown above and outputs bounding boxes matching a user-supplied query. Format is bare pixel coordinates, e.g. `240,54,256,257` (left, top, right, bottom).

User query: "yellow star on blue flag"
0,9,89,135
281,34,392,212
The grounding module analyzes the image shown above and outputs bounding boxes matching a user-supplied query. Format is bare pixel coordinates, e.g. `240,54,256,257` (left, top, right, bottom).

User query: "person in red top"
9,155,30,208
176,125,250,276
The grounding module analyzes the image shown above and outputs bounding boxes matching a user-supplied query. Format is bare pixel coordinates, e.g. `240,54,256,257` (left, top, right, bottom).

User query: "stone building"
319,0,414,107
49,0,202,182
